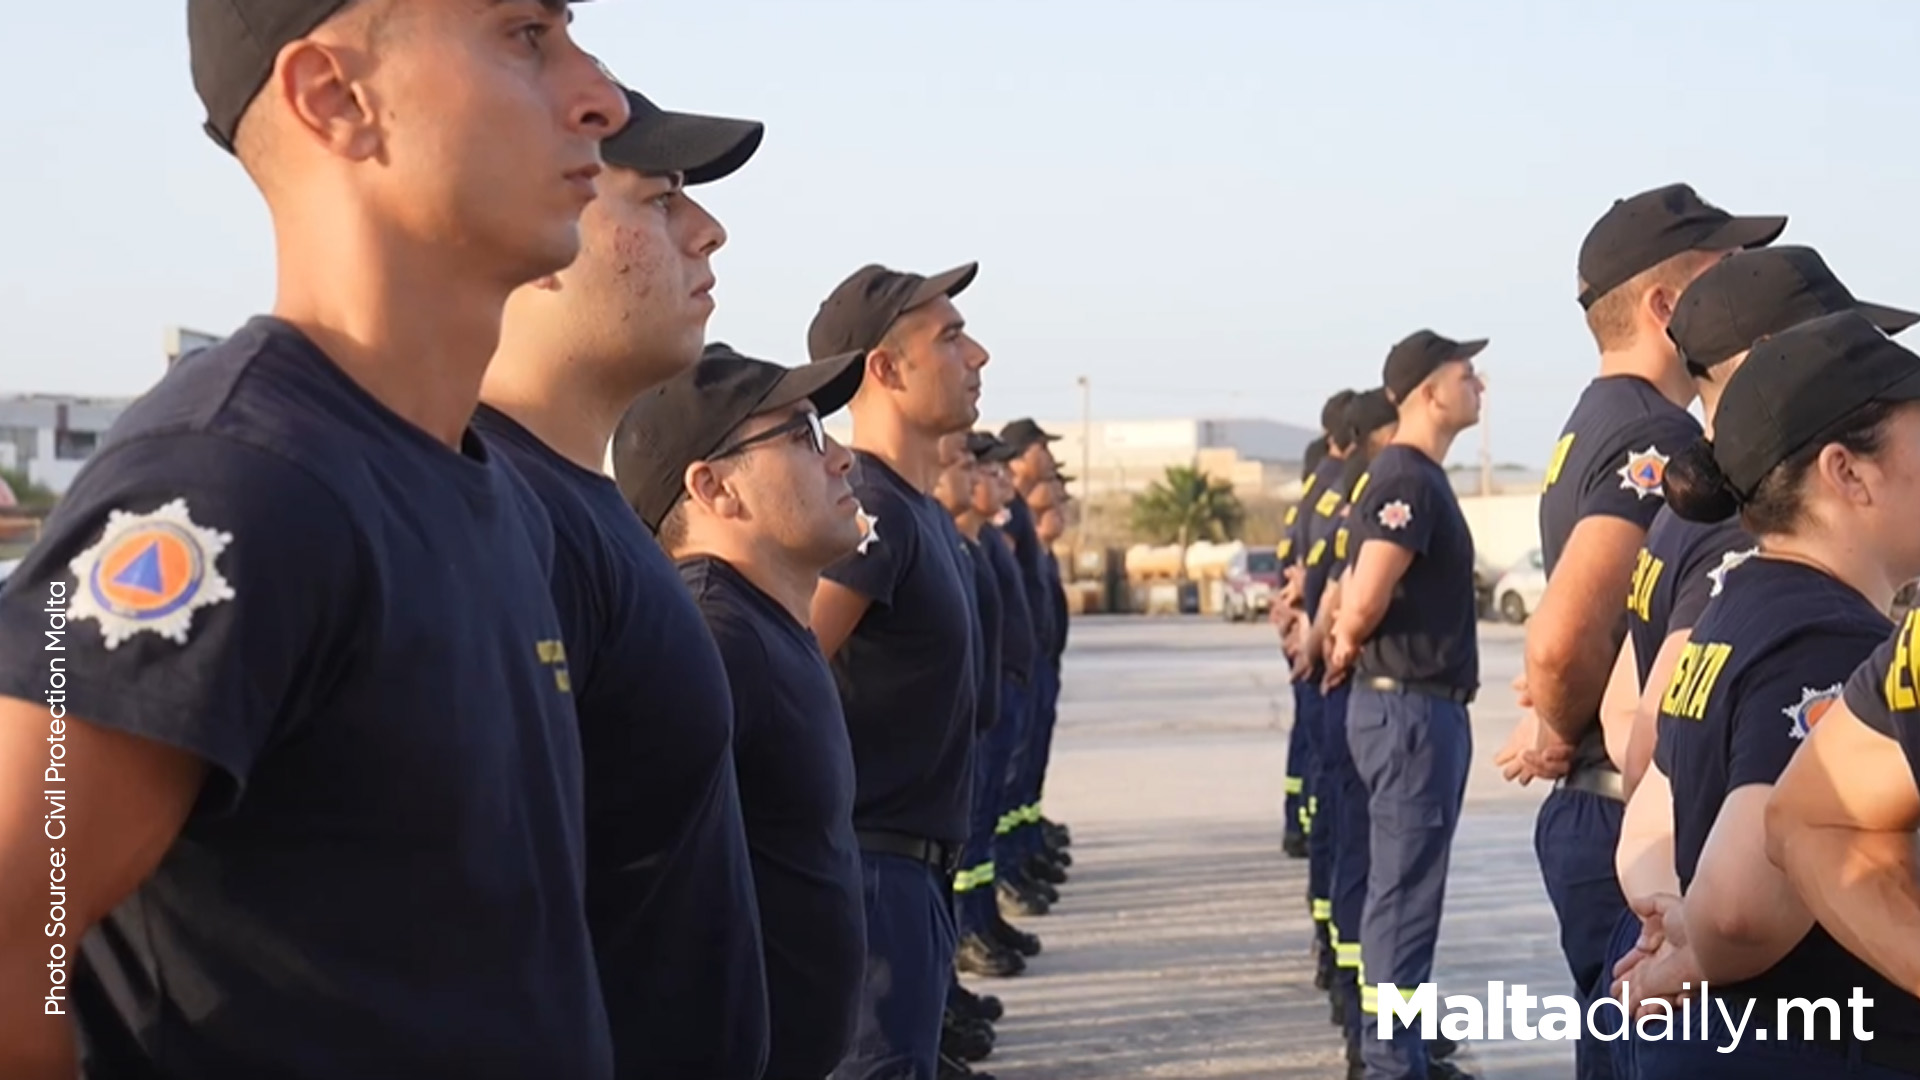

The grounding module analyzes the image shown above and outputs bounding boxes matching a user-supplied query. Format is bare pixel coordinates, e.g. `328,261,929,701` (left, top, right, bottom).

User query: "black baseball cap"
602,85,763,185
1343,388,1400,443
1711,310,1920,501
807,263,978,360
966,432,1019,464
1321,389,1359,437
1577,183,1786,310
613,342,864,532
1668,246,1919,373
1383,331,1487,403
999,418,1061,454
189,0,599,153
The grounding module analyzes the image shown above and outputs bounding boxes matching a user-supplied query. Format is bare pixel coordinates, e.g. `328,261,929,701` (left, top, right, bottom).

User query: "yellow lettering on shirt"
1662,641,1733,722
1627,548,1665,622
1886,612,1920,714
1334,528,1349,562
535,638,572,695
1307,539,1327,567
1349,473,1370,505
1316,490,1343,517
1544,434,1576,491
1284,506,1299,527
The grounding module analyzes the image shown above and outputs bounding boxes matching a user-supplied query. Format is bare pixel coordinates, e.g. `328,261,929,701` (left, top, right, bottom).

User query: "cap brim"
1701,215,1788,253
603,101,766,185
905,263,979,310
1450,339,1490,362
1855,300,1920,338
760,351,866,421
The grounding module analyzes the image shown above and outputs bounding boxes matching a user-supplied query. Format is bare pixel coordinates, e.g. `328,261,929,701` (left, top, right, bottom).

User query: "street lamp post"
1076,376,1092,546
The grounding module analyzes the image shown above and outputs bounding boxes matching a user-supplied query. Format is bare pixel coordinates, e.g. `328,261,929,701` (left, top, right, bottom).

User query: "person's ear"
275,38,381,161
1818,443,1874,507
867,346,907,393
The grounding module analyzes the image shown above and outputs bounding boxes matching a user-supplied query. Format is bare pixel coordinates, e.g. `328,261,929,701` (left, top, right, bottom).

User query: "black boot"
941,1010,994,1062
1025,854,1068,885
954,933,1025,978
1283,832,1308,859
950,984,1004,1023
996,876,1049,918
989,913,1042,957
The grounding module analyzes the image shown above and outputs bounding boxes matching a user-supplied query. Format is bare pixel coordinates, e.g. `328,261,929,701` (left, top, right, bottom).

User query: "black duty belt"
1555,764,1624,802
1361,676,1475,706
857,830,959,876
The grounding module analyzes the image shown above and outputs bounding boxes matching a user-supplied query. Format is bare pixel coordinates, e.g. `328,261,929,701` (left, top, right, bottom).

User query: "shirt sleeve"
1729,628,1883,790
1348,466,1437,556
1669,530,1757,635
1845,613,1915,744
0,434,365,811
1578,412,1703,528
822,486,913,608
704,607,774,749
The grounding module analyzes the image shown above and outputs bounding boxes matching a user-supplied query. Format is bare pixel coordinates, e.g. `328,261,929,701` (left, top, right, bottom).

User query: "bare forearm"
0,948,77,1079
1527,630,1617,742
1779,826,1920,995
1332,585,1389,649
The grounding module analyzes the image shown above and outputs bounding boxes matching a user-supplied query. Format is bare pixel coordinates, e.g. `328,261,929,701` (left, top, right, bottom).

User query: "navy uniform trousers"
1536,783,1629,1080
1295,680,1336,937
1325,682,1369,1041
1348,685,1471,1080
958,677,1029,935
1284,685,1317,846
1003,660,1060,863
833,853,959,1080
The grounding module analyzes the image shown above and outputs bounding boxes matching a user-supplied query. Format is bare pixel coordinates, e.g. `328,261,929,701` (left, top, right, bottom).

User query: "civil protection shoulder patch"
855,505,881,556
68,498,236,649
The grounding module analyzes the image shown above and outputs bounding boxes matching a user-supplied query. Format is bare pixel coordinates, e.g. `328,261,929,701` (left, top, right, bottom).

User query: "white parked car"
1494,549,1546,624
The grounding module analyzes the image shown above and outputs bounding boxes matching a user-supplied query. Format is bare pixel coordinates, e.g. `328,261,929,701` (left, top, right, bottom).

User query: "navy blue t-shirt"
1653,558,1920,1034
1003,497,1055,657
1282,457,1341,567
981,524,1035,687
1540,375,1702,766
1043,549,1069,661
1346,444,1479,693
822,452,979,844
0,318,611,1079
678,556,864,1080
1301,454,1352,618
1326,454,1369,582
1626,507,1756,687
963,535,1003,732
1845,611,1920,786
474,407,766,1080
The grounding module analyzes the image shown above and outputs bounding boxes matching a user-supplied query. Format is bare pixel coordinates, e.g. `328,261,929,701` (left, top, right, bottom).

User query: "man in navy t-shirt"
0,4,628,1077
614,343,872,1080
1515,185,1784,1080
476,78,772,1080
1327,331,1487,1080
806,261,991,1080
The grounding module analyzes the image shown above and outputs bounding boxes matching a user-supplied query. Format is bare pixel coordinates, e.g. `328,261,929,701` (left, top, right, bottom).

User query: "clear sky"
4,0,1918,465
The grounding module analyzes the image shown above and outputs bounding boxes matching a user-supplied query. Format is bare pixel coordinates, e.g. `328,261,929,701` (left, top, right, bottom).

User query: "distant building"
0,395,134,495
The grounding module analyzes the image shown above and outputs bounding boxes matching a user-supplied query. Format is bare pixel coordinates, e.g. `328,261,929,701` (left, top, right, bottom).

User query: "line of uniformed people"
1275,334,1490,1080
1505,184,1920,1080
0,8,1079,1080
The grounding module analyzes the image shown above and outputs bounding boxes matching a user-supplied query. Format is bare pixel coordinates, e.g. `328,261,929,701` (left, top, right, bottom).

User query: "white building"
0,395,134,495
1020,417,1319,498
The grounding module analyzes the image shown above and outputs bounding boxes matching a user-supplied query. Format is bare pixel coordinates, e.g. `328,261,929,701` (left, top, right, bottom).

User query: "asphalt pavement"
964,615,1577,1079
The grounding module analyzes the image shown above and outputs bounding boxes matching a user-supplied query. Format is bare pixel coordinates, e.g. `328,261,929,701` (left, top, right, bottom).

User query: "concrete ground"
964,615,1577,1079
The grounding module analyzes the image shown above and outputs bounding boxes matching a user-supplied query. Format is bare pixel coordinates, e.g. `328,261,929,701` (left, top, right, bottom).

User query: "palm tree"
1130,465,1245,556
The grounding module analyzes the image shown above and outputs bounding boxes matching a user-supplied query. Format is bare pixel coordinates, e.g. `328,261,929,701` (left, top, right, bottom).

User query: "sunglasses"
708,410,828,461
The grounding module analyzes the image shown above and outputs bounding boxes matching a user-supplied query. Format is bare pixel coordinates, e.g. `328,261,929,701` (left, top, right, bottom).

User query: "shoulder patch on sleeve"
1617,446,1671,500
1784,683,1844,740
68,498,236,649
1708,547,1759,598
855,504,881,555
1378,500,1413,530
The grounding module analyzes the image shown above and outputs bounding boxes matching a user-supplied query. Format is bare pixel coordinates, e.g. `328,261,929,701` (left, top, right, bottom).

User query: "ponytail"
1664,438,1740,524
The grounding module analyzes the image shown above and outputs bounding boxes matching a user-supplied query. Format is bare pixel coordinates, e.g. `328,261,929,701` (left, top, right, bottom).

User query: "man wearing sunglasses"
475,77,772,1079
806,262,992,1080
614,342,870,1080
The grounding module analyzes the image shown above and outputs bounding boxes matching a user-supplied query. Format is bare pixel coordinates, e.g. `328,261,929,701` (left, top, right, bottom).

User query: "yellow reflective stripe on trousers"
1311,899,1332,921
953,862,997,892
1335,942,1362,969
1284,776,1304,796
1360,982,1380,1014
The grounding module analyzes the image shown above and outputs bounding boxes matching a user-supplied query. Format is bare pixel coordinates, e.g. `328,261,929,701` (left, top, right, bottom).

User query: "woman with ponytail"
1610,310,1920,1077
